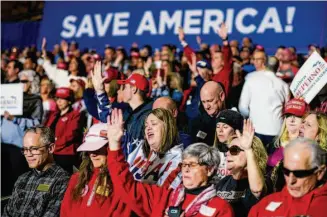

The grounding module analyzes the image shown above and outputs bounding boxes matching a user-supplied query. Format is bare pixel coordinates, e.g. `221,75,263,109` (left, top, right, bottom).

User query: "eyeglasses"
181,162,206,169
21,144,49,155
219,145,244,156
20,80,29,83
282,165,318,178
228,145,244,155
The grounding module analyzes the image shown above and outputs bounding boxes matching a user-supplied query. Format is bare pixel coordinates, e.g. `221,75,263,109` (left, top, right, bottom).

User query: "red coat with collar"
60,168,139,217
108,149,234,217
44,109,84,155
249,183,327,217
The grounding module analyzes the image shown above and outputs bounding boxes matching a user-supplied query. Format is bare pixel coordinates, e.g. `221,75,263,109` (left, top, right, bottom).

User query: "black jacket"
21,93,43,122
189,107,217,146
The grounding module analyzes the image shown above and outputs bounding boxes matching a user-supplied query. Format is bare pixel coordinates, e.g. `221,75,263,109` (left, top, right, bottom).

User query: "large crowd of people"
1,22,327,217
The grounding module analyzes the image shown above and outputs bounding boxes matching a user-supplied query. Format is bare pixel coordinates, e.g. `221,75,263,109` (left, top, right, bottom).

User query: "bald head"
153,97,178,118
200,81,225,117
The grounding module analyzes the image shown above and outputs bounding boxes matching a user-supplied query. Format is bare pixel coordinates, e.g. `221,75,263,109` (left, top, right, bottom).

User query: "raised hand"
196,35,202,45
60,40,69,53
107,108,124,150
236,119,255,151
178,27,185,42
91,61,106,93
41,37,47,51
187,53,198,76
217,22,228,40
144,57,153,70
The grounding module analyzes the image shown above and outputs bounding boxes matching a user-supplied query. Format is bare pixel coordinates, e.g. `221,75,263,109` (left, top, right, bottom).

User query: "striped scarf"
166,184,217,216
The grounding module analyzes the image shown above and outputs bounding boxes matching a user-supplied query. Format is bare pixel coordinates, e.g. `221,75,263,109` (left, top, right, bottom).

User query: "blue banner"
39,1,327,54
2,21,40,50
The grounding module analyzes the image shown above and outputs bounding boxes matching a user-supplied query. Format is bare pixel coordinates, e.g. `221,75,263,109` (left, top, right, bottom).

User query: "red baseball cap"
131,51,140,58
70,78,86,89
55,87,74,101
103,67,119,83
284,98,308,117
57,62,67,70
117,73,149,91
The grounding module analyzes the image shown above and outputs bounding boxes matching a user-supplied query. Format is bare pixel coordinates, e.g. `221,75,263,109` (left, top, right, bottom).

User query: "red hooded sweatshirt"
108,149,234,217
60,168,143,217
249,182,327,217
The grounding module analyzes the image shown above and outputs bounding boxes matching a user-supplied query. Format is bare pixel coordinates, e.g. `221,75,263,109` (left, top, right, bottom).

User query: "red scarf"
166,184,216,216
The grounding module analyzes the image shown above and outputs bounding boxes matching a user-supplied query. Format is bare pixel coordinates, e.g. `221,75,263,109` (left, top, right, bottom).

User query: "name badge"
265,201,282,212
37,184,50,192
199,204,216,216
196,131,207,139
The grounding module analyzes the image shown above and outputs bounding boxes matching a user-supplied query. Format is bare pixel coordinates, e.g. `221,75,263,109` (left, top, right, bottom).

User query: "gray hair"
19,70,40,94
183,143,220,169
24,125,55,146
285,138,327,168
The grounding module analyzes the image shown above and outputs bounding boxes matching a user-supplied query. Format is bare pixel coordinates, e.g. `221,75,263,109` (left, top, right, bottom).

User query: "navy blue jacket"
84,89,152,157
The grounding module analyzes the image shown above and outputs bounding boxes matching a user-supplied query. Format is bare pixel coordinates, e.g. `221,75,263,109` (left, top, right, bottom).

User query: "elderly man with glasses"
2,126,70,217
249,138,327,217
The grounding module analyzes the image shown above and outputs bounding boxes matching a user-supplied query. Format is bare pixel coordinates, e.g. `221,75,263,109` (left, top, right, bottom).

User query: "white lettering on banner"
257,8,283,33
203,9,224,34
61,15,77,38
0,84,24,115
94,13,113,37
290,51,327,103
136,11,157,35
76,14,95,38
235,8,257,34
60,7,297,38
225,9,235,34
159,10,182,34
113,12,130,36
184,10,202,34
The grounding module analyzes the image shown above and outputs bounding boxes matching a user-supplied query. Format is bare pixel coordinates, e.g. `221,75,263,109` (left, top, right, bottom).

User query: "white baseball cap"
77,123,108,152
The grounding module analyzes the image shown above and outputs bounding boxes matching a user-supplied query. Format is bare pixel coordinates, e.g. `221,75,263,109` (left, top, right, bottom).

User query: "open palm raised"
107,108,124,150
236,119,255,151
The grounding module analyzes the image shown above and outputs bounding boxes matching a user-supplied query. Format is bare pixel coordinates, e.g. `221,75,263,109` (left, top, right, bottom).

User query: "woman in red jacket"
45,87,85,174
106,108,234,217
60,123,142,217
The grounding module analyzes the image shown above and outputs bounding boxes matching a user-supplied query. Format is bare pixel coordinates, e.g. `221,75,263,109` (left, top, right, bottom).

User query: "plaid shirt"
3,164,70,217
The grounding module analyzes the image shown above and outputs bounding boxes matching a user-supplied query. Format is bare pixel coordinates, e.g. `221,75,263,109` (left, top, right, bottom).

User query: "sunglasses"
219,145,244,156
282,165,318,178
20,80,29,83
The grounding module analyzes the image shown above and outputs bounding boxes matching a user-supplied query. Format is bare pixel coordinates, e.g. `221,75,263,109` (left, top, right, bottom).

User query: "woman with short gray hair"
106,108,234,217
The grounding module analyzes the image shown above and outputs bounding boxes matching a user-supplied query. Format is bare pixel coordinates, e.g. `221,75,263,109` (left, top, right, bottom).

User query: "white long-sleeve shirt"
42,59,70,87
239,70,289,136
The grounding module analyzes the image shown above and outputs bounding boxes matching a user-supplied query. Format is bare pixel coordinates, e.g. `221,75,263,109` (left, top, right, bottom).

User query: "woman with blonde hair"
127,108,183,188
215,119,270,217
267,98,308,169
300,111,327,150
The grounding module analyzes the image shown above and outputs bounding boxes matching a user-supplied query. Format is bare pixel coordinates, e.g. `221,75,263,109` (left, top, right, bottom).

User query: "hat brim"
283,111,304,117
77,139,108,152
117,80,128,85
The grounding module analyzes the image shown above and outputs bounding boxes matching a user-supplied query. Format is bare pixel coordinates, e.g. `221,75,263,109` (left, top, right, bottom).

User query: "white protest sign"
290,51,327,103
0,84,24,115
